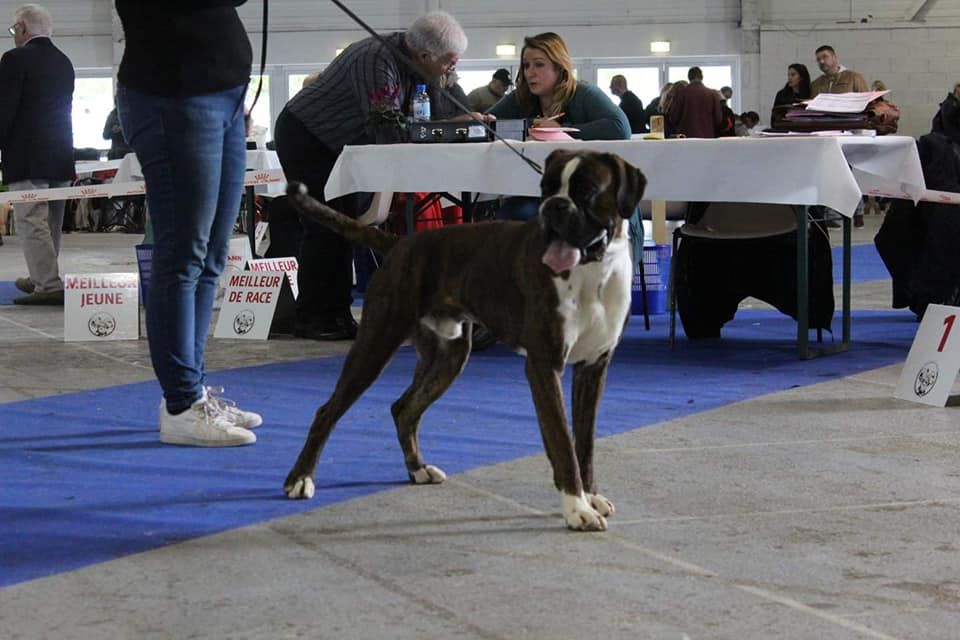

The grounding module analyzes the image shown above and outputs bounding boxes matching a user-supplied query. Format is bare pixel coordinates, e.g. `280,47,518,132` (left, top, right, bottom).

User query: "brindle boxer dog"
283,149,646,530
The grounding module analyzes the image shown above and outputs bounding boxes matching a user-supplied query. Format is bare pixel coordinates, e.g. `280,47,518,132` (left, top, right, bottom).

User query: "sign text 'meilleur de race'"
225,273,283,304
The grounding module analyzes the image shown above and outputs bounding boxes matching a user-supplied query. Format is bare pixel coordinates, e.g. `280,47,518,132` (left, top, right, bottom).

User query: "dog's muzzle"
540,196,613,275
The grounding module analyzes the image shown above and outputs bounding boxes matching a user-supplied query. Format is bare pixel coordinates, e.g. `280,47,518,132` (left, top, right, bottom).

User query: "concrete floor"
2,215,959,640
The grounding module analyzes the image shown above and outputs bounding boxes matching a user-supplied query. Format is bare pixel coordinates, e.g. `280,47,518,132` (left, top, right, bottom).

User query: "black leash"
327,0,543,176
246,0,269,117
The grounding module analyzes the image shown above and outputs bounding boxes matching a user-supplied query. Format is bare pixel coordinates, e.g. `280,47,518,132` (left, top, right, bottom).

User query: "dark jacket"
115,1,252,97
668,81,722,139
429,82,470,120
772,85,806,124
932,92,960,146
0,37,74,183
618,90,646,134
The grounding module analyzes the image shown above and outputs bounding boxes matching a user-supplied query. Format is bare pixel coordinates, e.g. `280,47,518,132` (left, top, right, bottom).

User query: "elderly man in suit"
0,4,74,305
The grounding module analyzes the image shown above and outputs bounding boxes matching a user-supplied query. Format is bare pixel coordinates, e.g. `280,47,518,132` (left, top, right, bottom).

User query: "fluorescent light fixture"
495,43,516,57
335,48,344,57
650,40,671,54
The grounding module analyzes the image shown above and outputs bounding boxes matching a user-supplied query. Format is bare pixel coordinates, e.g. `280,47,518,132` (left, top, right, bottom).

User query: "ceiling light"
650,41,671,54
495,43,516,57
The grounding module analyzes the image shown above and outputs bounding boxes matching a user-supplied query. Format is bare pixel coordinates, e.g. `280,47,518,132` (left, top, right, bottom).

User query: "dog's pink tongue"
542,240,582,274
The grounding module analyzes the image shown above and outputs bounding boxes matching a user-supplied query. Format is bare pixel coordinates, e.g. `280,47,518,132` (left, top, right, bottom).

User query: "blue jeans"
117,84,247,413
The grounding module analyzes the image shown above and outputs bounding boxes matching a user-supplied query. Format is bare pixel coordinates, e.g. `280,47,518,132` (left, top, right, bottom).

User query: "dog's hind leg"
391,323,472,484
571,354,615,519
284,318,409,500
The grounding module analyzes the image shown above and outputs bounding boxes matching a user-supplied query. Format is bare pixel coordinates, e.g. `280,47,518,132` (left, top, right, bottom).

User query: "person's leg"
10,179,64,295
47,182,70,256
194,91,247,384
274,109,358,338
118,85,243,413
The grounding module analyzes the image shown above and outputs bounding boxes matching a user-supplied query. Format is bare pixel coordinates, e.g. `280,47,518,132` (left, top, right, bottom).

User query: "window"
596,67,661,108
72,76,114,151
456,69,499,96
245,75,271,140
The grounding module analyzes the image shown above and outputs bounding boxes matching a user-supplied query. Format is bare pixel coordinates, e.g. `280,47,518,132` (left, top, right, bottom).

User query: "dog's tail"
286,182,399,255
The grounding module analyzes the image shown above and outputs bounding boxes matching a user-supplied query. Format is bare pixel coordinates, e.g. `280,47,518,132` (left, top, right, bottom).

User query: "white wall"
761,23,959,136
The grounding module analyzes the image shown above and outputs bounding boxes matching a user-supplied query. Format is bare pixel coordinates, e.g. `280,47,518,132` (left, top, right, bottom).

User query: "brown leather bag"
769,101,900,135
867,100,900,135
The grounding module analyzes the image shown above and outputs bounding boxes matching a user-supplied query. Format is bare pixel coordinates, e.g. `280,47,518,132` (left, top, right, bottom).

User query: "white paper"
804,90,889,114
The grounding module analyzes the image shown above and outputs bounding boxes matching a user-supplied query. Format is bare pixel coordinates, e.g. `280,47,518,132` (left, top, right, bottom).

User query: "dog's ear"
544,148,577,172
605,154,647,218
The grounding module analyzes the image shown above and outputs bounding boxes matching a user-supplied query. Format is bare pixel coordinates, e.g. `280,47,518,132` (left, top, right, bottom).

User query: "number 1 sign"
895,304,960,406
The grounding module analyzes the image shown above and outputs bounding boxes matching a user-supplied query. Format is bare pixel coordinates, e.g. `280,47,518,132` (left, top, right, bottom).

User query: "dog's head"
538,150,646,275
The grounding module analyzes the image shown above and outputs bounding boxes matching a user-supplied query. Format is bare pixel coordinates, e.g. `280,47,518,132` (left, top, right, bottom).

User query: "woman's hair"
659,80,687,114
404,11,468,58
784,63,811,99
514,32,578,115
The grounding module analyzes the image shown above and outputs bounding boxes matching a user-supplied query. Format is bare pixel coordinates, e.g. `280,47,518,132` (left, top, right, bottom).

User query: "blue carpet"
832,243,889,283
0,309,918,588
0,281,18,305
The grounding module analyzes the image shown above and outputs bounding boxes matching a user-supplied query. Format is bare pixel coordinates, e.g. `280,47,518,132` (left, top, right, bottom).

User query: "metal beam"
904,0,940,22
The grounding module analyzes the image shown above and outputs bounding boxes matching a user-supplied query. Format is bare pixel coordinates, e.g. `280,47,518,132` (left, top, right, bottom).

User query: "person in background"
810,45,868,97
115,1,261,446
609,74,645,134
772,63,811,121
658,80,686,137
0,4,74,306
467,68,512,113
810,45,869,227
932,81,960,145
719,86,733,103
273,11,484,341
430,69,470,120
102,100,131,160
642,81,671,129
488,31,630,220
668,66,722,138
734,111,760,137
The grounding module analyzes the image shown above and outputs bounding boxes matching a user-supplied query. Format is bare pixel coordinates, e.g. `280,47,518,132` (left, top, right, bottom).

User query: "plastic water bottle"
412,84,431,121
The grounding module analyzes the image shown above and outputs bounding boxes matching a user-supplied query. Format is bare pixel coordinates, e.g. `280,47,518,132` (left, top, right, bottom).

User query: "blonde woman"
488,32,629,140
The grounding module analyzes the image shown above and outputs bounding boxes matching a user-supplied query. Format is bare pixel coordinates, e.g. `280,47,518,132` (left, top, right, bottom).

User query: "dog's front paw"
409,464,447,484
284,475,315,499
587,493,615,518
562,493,607,531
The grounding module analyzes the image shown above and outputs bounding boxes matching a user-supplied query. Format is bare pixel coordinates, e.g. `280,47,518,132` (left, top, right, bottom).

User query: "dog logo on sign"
88,312,117,337
233,309,256,335
914,361,939,397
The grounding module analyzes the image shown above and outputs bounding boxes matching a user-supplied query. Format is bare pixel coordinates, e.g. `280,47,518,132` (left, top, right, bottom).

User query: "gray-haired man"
0,4,74,305
273,11,488,341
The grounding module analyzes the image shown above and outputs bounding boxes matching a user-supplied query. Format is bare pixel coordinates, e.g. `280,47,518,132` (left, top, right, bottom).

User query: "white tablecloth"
324,135,926,217
114,149,285,196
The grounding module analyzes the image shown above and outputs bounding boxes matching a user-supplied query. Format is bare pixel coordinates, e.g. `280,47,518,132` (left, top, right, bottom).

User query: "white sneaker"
159,390,256,447
205,385,263,430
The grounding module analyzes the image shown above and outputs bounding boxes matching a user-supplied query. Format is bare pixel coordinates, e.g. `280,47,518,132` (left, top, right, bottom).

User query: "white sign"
64,273,140,342
214,236,253,309
248,256,299,299
894,304,960,407
213,271,286,340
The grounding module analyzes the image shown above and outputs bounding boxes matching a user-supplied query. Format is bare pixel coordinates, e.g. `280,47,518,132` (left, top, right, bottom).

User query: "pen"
543,112,565,121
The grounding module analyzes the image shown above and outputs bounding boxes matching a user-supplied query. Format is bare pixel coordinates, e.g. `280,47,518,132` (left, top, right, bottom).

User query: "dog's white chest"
552,226,632,365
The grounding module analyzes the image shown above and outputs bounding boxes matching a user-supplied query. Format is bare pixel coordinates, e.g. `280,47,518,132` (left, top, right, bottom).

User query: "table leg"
405,192,415,233
651,200,667,246
245,185,256,256
461,191,473,223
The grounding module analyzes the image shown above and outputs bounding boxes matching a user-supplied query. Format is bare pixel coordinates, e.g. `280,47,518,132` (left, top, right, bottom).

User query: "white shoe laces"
205,385,238,414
